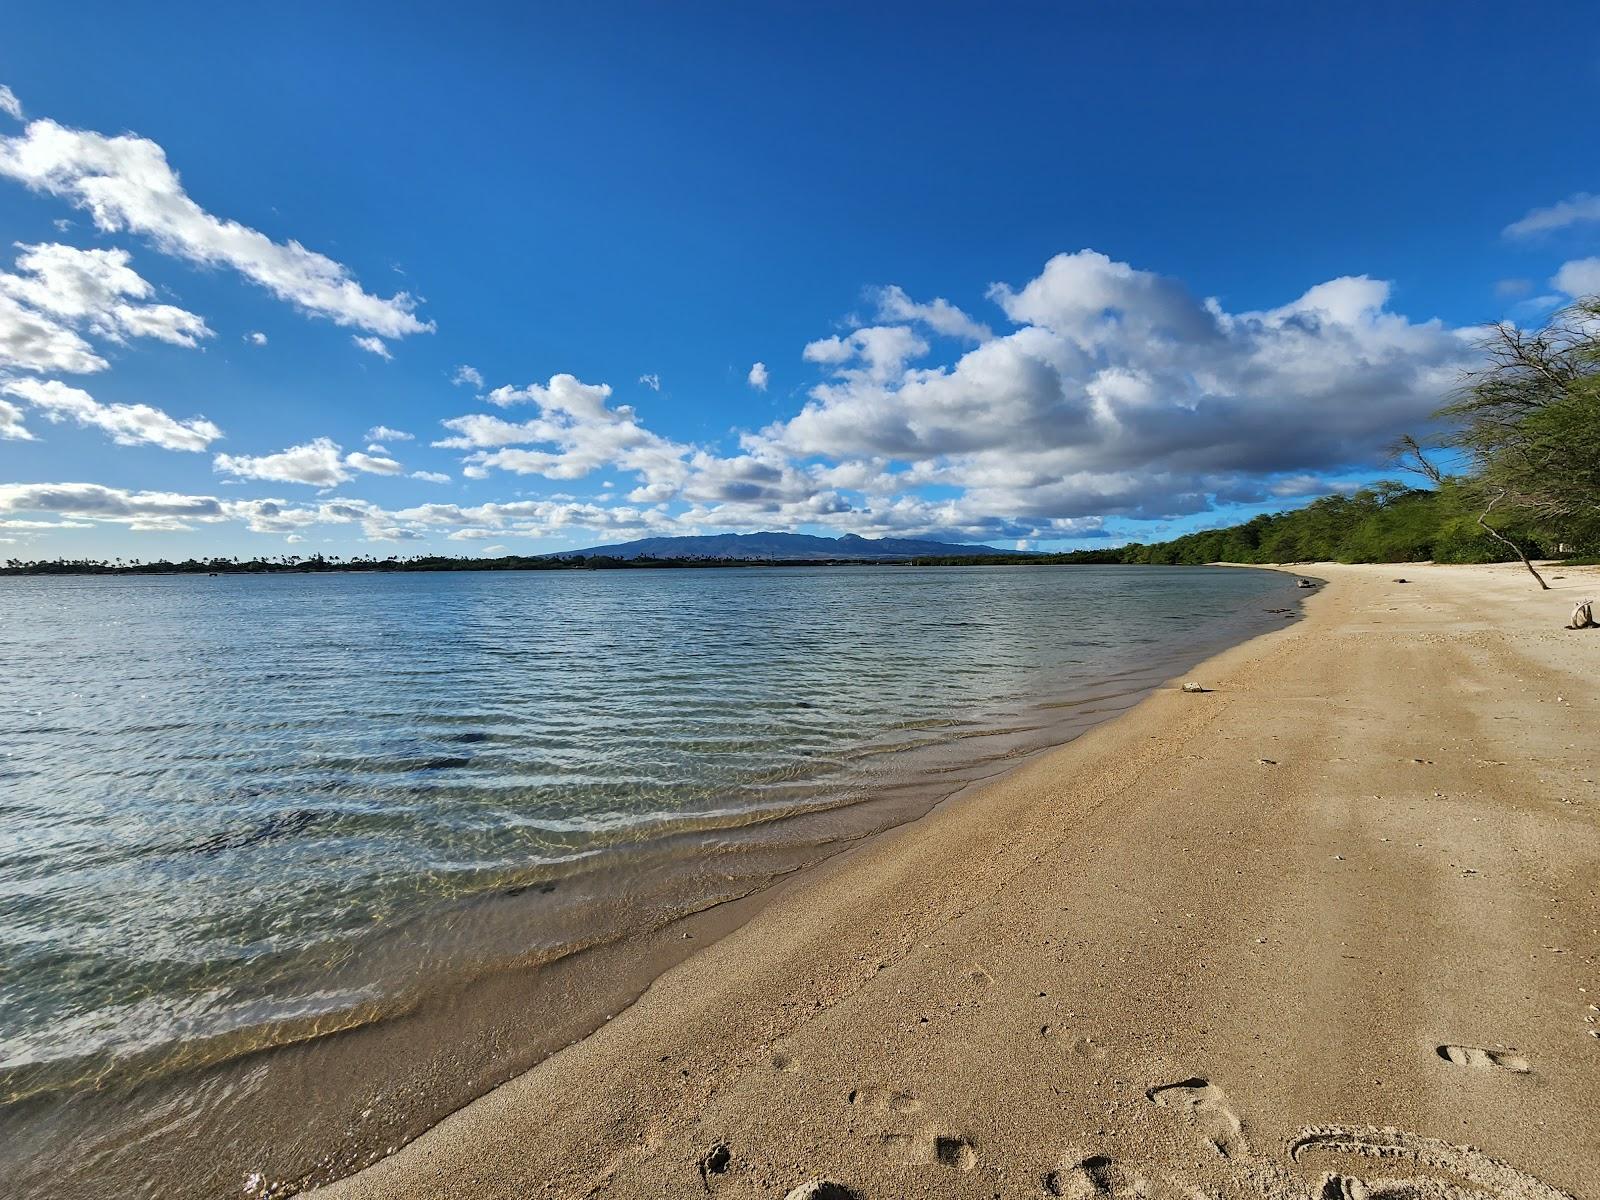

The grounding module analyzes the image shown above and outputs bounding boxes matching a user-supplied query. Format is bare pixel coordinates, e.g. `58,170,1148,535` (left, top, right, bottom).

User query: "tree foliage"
1440,297,1600,550
1101,483,1542,566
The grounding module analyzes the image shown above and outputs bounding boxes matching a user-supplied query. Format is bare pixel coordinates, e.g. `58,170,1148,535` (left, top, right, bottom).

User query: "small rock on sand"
1182,682,1207,693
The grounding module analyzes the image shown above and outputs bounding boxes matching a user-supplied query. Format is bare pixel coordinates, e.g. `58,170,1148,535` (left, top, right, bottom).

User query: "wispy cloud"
2,377,221,451
0,481,228,532
873,284,990,341
0,105,433,337
0,395,32,439
1505,192,1600,238
344,450,403,475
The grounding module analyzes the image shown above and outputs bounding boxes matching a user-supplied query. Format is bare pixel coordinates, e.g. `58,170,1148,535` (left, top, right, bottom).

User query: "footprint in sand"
1070,1034,1110,1062
697,1143,731,1182
1145,1078,1245,1160
1056,1091,1576,1199
1042,1154,1158,1198
1290,1126,1575,1200
783,1183,857,1200
847,1085,923,1115
1436,1043,1531,1073
1037,1026,1110,1062
871,1130,976,1170
848,1087,974,1171
928,1134,977,1170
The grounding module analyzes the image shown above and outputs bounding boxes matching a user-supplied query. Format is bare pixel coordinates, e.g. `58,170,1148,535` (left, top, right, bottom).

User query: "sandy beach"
316,562,1600,1200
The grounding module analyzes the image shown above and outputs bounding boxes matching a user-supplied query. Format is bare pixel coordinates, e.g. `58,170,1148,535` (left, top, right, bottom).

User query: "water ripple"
0,564,1293,1196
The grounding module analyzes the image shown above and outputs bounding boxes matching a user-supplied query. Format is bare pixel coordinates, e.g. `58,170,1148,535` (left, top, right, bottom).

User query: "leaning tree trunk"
1478,490,1549,589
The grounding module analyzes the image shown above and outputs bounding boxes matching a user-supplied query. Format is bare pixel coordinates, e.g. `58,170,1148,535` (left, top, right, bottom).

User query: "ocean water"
0,564,1297,1198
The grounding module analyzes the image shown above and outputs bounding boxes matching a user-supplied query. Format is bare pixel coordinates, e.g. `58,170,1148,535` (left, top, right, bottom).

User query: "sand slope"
317,563,1600,1200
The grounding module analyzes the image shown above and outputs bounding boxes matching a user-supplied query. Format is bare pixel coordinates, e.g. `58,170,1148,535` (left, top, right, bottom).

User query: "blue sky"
2,2,1599,559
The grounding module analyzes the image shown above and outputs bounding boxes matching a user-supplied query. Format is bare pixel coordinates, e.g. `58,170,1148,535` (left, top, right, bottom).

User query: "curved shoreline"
2,566,1298,1200
316,562,1600,1200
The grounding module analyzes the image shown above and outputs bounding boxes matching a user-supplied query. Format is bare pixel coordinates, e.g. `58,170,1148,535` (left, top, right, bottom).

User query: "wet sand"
316,562,1600,1200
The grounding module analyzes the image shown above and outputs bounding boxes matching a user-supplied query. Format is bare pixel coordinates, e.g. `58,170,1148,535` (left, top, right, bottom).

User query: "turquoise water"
0,564,1296,1197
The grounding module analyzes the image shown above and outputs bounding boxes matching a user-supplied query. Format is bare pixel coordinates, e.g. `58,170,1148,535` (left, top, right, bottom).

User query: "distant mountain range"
555,532,1023,561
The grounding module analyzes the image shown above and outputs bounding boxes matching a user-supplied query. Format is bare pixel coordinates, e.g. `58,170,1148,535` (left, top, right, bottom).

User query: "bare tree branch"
1477,490,1549,589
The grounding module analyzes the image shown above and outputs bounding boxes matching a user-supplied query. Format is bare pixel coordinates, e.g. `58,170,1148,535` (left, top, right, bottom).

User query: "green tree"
1439,297,1600,564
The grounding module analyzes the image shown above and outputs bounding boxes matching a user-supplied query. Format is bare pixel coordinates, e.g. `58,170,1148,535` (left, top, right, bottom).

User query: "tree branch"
1478,490,1549,589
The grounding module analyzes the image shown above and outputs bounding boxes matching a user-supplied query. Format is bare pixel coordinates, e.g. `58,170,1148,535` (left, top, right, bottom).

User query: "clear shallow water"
0,564,1296,1197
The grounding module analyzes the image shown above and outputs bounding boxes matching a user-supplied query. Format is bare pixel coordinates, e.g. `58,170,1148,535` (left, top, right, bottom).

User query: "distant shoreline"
0,552,1128,576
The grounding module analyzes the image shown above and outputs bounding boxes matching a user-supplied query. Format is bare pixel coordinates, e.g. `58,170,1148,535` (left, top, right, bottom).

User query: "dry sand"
316,562,1600,1200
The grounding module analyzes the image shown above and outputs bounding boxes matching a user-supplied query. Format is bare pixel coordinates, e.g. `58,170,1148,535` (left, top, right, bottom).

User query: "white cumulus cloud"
758,250,1475,527
438,373,692,487
215,437,351,487
1553,257,1600,297
747,361,768,391
802,326,929,383
0,242,211,373
215,437,416,487
452,364,483,388
352,335,391,359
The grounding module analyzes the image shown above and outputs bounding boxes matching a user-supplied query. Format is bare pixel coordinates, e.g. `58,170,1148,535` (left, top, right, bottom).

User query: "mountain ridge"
553,531,1024,560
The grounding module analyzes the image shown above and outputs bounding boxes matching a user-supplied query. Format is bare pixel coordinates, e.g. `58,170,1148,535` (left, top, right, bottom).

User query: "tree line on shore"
5,298,1595,577
0,553,833,575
